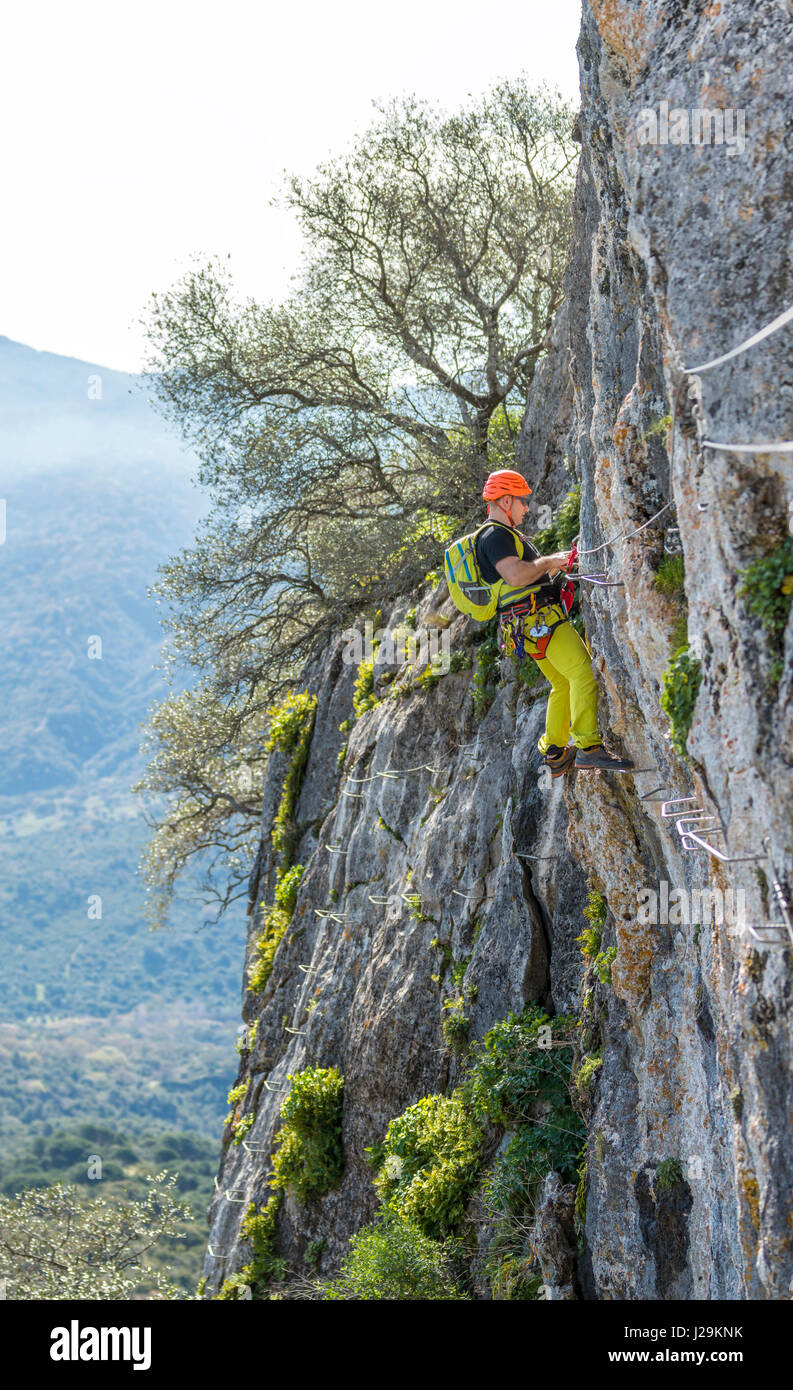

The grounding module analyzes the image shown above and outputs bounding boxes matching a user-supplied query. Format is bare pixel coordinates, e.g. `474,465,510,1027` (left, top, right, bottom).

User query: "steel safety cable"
702,438,793,453
570,497,675,560
568,393,681,560
684,300,793,450
684,301,793,375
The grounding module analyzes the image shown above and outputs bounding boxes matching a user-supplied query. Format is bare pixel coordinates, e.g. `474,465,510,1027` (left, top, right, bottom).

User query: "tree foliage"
0,1173,193,1300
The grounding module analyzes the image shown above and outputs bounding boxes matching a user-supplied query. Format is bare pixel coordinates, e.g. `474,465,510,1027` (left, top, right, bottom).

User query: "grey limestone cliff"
202,0,793,1300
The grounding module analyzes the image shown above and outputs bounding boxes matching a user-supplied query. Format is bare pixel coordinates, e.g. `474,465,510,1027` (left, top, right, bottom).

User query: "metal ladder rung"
678,828,766,863
661,797,700,818
676,814,726,835
639,785,671,802
745,923,791,947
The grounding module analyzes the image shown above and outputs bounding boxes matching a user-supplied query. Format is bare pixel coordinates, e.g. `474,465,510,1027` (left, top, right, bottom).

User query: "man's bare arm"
495,550,572,586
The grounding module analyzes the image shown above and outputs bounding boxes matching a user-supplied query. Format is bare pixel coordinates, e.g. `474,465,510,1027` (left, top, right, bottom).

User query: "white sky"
1,0,582,373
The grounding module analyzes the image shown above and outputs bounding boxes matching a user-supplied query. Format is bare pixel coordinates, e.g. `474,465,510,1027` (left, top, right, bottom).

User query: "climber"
475,469,635,776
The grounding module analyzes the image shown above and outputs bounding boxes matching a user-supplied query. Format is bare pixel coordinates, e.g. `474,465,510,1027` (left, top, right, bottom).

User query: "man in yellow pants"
475,469,634,776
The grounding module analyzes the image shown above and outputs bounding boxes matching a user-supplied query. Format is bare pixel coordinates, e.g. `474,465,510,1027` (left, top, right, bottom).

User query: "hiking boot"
574,744,635,773
541,744,577,778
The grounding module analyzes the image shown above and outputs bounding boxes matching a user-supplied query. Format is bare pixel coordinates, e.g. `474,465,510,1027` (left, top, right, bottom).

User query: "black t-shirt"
475,522,522,583
475,522,562,609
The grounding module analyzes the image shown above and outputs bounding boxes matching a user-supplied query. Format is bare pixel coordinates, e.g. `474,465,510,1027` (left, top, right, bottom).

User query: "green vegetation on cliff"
249,691,317,993
216,1066,345,1300
343,1005,583,1300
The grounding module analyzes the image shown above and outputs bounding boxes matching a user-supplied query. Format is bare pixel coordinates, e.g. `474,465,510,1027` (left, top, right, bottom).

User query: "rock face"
203,0,793,1300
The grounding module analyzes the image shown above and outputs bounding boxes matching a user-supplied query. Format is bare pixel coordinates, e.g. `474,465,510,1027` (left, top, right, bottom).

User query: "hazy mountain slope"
0,337,247,1161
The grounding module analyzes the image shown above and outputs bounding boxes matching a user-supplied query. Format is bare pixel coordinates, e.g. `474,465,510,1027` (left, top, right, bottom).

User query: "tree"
135,75,578,928
133,679,272,930
0,1173,193,1299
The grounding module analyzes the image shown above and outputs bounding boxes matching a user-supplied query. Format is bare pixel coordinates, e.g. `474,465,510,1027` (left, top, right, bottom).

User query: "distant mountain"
0,334,200,474
0,337,247,1153
0,462,204,795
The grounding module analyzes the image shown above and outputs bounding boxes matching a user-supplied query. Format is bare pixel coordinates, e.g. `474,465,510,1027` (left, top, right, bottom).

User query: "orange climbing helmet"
482,469,532,501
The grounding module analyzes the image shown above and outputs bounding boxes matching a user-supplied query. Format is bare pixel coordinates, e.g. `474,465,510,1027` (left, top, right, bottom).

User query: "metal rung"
678,829,766,864
661,797,702,820
225,1189,247,1203
639,784,670,802
449,888,499,903
241,1140,270,1153
676,814,726,836
744,923,790,948
207,1245,228,1261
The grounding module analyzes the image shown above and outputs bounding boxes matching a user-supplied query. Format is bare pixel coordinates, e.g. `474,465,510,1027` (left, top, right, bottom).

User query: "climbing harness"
527,603,570,661
499,599,571,663
498,542,585,662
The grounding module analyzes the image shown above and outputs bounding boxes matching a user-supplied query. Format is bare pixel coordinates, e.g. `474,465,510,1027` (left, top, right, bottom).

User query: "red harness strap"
528,613,569,660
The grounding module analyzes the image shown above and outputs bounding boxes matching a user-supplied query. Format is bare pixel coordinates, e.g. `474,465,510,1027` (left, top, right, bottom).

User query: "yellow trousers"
534,620,600,754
